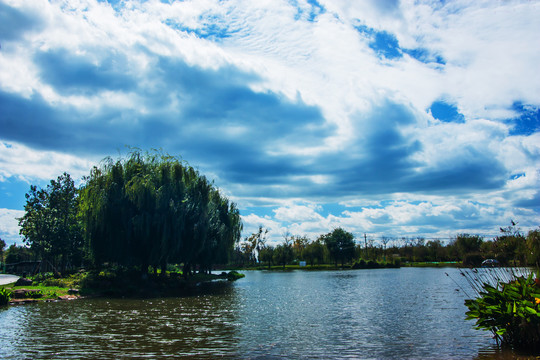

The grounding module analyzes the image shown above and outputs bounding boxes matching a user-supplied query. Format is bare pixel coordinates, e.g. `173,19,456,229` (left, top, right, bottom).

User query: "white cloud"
0,142,96,183
0,208,24,245
402,0,540,119
273,204,322,222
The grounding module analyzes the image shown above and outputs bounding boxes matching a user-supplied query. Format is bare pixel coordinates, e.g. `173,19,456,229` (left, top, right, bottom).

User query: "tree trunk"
183,263,191,279
160,261,167,277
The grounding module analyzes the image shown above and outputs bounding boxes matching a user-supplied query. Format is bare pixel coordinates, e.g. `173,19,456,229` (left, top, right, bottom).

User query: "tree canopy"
79,150,242,275
321,228,355,267
18,173,83,272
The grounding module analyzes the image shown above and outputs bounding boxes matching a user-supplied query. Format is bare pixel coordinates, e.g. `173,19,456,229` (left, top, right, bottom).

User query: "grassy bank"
1,272,83,304
226,260,465,271
402,261,461,268
0,270,244,304
1,284,73,300
227,262,401,271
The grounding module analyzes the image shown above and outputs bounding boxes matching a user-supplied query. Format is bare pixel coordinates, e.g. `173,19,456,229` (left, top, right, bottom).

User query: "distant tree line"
232,222,540,268
12,150,242,277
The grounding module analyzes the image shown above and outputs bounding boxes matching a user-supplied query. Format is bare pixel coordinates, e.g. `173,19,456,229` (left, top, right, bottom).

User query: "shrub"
32,272,55,283
0,287,13,306
351,260,366,269
464,271,540,352
42,278,68,288
366,260,379,269
226,271,245,281
25,290,43,299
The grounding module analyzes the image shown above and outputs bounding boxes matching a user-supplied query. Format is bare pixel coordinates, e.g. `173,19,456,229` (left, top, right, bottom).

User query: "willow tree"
79,150,242,275
196,189,242,274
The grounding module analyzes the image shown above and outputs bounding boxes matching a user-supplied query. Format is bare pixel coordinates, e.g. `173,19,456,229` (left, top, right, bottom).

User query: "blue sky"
1,0,539,246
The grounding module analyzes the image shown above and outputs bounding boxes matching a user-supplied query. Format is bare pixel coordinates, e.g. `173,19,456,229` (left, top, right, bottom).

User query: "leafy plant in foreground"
464,271,540,352
0,287,13,306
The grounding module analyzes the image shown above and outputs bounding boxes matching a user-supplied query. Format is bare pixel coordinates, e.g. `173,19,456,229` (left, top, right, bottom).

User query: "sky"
1,0,539,247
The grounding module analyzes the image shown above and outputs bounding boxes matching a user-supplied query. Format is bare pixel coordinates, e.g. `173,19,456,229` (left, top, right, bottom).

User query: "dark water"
0,268,520,359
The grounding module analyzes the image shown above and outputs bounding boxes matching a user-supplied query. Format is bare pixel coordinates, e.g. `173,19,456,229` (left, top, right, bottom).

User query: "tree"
381,236,393,262
455,234,483,258
79,149,242,276
400,237,414,262
426,239,444,262
303,239,325,266
0,238,5,264
18,173,83,273
196,189,242,273
291,235,309,260
273,234,293,268
526,228,540,266
273,244,293,269
4,244,34,264
322,228,355,267
493,221,526,266
259,245,275,268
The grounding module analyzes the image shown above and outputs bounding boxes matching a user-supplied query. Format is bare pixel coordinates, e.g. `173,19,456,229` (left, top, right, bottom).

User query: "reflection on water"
0,268,526,359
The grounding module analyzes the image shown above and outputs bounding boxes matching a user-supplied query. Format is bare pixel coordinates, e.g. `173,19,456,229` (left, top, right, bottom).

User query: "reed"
460,266,540,353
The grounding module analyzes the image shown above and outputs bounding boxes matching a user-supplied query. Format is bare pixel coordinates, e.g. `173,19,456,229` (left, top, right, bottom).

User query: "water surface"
0,268,516,359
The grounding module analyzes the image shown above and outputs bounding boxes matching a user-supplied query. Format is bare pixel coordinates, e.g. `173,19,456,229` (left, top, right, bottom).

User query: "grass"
1,283,72,301
227,264,340,271
229,263,402,271
403,261,460,268
1,269,244,302
0,271,87,303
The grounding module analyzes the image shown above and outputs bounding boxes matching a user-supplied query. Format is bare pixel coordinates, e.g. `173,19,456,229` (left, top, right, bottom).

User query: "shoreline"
1,270,245,306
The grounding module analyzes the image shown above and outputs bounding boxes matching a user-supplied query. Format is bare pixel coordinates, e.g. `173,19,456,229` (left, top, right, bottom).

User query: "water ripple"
0,269,509,359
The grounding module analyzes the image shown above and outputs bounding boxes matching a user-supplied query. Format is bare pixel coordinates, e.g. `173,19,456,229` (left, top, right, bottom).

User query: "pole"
364,233,367,259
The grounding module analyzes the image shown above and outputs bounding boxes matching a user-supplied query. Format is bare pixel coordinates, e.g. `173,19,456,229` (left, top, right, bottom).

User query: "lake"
0,268,519,359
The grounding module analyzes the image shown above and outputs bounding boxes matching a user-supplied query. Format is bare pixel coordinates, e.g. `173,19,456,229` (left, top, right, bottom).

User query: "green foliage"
4,244,34,264
321,228,355,267
226,270,245,281
17,173,83,272
79,149,242,275
291,235,309,260
493,221,527,266
79,268,141,296
302,240,325,266
32,272,56,282
527,228,540,265
273,242,294,268
463,253,484,267
455,234,483,258
465,273,540,352
32,271,74,287
41,278,68,288
351,259,400,269
258,246,274,268
24,289,43,299
0,237,5,263
0,287,13,306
